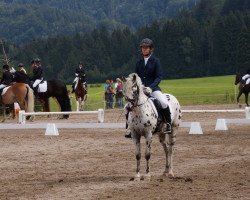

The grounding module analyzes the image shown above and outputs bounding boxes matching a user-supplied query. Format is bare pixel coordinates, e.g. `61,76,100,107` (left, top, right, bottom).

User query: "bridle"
125,81,149,108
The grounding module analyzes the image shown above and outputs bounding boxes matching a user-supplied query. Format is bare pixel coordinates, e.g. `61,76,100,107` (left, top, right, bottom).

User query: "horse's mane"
127,73,144,89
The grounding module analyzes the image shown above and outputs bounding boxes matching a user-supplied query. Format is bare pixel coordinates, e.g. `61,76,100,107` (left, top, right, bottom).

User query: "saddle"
150,97,165,124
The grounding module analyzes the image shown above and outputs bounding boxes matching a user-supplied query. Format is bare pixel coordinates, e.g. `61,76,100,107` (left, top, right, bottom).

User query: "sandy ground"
0,104,249,200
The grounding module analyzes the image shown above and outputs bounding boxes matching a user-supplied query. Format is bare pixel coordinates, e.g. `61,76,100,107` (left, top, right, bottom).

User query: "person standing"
125,38,171,138
72,61,86,93
115,78,124,108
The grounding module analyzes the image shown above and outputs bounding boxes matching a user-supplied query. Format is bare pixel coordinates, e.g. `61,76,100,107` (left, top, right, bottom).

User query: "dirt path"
0,104,249,200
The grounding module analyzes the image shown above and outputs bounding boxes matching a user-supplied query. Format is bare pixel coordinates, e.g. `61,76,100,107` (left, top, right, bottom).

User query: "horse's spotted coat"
124,73,182,179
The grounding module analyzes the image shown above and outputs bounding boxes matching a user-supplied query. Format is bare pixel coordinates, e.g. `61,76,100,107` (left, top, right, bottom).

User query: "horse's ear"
133,73,137,82
121,76,126,82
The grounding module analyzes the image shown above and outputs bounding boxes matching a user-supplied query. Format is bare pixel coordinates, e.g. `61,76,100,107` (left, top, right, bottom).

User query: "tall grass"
48,75,239,111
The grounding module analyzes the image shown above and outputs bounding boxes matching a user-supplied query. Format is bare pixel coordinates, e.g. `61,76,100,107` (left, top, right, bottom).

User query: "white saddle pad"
246,78,250,85
1,86,10,95
38,81,48,93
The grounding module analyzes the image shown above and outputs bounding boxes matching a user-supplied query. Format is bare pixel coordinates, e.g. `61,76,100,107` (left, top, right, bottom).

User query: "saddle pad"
38,81,47,93
1,86,10,96
246,78,250,85
148,98,158,118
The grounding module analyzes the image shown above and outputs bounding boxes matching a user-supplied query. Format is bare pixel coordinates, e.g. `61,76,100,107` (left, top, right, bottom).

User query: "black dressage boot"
162,107,172,134
33,86,39,98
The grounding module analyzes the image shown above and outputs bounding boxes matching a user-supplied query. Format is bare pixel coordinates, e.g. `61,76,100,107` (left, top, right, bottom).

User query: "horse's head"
123,73,144,106
235,74,242,85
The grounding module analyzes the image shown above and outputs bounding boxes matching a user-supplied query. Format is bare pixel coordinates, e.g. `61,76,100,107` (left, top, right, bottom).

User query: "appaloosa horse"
235,74,250,107
123,73,182,180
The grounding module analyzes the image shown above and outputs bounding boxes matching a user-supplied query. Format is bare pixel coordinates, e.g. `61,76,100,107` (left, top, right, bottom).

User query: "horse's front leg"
237,91,243,106
76,98,80,111
145,132,152,179
245,93,249,106
133,134,141,181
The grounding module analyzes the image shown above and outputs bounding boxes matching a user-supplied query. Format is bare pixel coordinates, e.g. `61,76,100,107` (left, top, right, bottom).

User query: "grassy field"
48,75,240,111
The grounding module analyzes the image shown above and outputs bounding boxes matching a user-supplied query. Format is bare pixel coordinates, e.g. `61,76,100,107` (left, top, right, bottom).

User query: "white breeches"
151,90,168,109
33,79,42,88
242,74,250,81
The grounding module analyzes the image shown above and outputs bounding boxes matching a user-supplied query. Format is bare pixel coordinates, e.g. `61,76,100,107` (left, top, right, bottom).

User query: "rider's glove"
143,86,152,95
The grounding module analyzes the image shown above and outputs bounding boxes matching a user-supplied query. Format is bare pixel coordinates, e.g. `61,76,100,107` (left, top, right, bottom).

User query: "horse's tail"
25,84,34,112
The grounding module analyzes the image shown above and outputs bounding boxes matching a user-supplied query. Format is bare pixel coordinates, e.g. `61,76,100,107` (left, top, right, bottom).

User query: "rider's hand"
143,87,152,95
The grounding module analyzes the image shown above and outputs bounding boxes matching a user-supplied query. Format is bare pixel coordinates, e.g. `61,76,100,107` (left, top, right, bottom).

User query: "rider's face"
141,46,152,57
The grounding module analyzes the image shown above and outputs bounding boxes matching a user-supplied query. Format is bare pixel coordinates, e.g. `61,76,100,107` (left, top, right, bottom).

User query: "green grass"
48,75,240,111
161,75,237,105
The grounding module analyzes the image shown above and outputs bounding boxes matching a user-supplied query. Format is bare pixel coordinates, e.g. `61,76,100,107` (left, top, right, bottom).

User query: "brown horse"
234,74,250,107
0,83,34,121
74,77,87,111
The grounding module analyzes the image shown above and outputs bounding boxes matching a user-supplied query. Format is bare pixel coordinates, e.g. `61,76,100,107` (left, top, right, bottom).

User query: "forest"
0,0,250,83
0,0,199,43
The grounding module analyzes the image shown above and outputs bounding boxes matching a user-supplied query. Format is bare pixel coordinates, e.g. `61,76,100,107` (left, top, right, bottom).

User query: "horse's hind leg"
245,93,249,106
159,130,176,178
145,133,152,179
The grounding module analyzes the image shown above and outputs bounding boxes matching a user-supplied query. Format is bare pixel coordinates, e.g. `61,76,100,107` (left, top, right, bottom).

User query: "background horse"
123,73,181,180
14,71,71,118
235,74,250,107
74,77,87,111
0,83,34,121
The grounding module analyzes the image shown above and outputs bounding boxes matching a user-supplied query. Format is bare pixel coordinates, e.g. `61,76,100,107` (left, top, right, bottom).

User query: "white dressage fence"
0,121,202,135
215,107,250,131
18,109,104,124
1,107,249,135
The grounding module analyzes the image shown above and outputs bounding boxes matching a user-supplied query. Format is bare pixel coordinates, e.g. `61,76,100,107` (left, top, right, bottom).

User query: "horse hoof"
134,173,140,181
144,174,151,180
168,171,175,178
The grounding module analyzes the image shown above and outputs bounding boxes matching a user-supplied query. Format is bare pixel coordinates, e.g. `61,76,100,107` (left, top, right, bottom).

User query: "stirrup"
164,123,172,134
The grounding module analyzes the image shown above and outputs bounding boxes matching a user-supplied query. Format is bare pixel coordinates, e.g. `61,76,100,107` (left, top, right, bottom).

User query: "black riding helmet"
3,64,10,70
140,38,154,48
34,58,41,63
18,63,24,67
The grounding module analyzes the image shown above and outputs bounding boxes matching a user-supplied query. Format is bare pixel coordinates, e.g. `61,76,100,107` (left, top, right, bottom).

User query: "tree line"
1,0,250,83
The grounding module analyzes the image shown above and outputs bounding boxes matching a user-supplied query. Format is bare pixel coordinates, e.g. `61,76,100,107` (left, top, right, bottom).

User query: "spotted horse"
123,73,182,180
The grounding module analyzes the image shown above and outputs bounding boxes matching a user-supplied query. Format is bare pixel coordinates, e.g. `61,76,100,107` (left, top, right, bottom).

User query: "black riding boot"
33,86,39,97
72,83,75,93
162,107,172,134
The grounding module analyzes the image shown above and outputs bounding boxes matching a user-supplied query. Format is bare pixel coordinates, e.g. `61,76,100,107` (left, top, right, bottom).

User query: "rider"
17,63,27,75
72,61,86,93
30,58,43,96
0,64,14,90
124,38,172,138
242,68,250,86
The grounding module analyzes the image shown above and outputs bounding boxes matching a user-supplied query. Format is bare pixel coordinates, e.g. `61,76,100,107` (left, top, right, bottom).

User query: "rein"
127,96,150,110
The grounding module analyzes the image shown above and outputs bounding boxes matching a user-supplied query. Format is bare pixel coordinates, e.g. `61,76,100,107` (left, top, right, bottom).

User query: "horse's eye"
132,85,137,92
